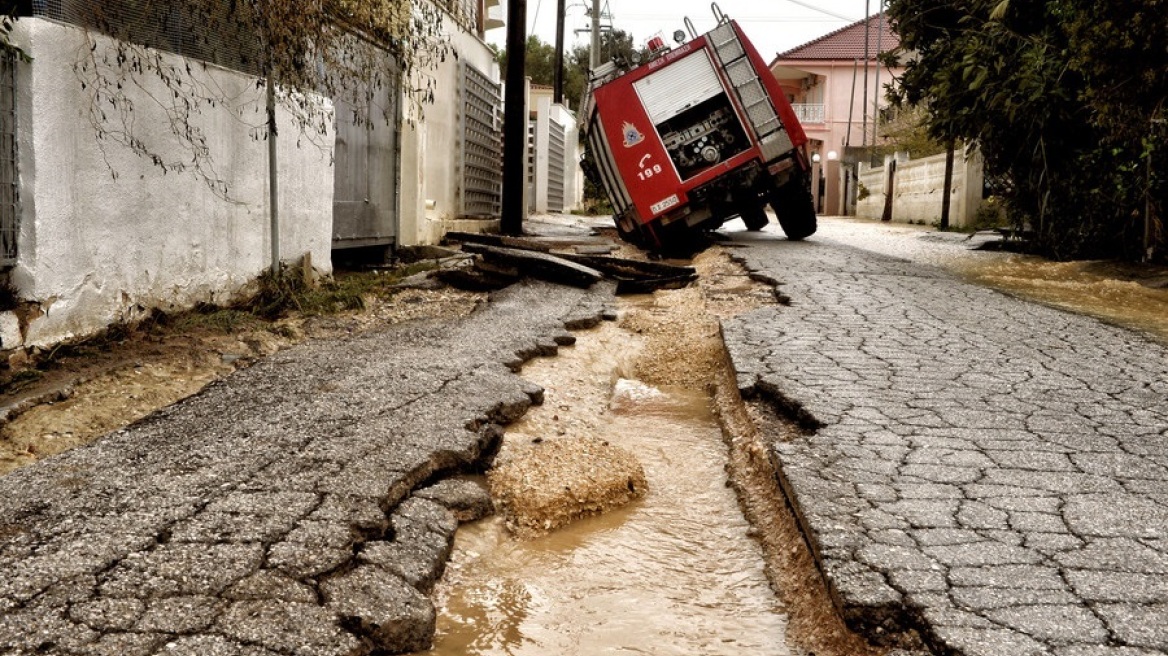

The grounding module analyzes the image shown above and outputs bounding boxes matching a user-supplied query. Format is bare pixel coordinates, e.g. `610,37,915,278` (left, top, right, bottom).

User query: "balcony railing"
791,103,825,124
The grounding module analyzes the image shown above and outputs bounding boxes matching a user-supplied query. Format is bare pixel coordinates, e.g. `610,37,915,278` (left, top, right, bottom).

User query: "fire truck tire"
739,204,769,231
614,214,644,246
770,179,817,241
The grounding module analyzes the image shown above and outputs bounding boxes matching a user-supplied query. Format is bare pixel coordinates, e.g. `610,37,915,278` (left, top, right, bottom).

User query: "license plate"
650,194,680,215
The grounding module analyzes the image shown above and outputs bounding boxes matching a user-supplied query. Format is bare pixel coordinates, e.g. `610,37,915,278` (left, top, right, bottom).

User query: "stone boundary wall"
856,149,983,228
3,18,334,351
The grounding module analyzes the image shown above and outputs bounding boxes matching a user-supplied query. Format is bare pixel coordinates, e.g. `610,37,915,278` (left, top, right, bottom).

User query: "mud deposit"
423,320,790,655
421,249,883,656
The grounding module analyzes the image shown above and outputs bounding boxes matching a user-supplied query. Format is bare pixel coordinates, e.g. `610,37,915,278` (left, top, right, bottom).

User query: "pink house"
769,15,901,215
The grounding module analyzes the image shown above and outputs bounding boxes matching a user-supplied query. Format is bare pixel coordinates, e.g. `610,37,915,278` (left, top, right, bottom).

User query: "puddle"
418,320,791,655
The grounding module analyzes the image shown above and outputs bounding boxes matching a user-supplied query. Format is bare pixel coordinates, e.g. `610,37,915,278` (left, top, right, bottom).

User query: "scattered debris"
434,237,698,295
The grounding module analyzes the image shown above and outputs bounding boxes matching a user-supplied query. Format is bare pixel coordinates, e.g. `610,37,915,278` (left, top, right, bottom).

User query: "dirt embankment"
0,286,484,474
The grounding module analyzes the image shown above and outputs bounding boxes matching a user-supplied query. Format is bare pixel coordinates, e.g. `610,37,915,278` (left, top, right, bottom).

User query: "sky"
485,0,884,62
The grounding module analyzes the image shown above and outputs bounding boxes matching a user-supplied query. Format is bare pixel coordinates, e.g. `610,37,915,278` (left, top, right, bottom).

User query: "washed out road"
722,221,1168,656
2,215,1168,656
0,281,613,655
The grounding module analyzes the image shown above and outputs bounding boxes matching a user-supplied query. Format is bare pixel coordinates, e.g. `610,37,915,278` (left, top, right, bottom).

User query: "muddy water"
420,320,791,656
962,255,1168,342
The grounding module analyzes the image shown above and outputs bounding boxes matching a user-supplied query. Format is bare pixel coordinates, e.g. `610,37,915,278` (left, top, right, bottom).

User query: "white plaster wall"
553,104,582,213
399,13,502,246
7,19,333,348
857,150,983,228
533,96,551,213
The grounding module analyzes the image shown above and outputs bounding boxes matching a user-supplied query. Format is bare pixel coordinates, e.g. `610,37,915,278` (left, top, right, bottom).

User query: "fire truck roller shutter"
633,51,724,126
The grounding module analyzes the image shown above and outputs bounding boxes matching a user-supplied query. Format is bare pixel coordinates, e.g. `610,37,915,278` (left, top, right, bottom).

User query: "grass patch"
248,262,436,320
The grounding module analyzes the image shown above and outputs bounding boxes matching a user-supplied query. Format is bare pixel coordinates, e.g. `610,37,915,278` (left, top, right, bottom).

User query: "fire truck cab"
580,13,816,250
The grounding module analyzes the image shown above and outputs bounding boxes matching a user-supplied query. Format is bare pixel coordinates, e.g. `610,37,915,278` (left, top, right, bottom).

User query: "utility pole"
860,0,870,148
590,0,601,68
872,2,884,150
553,0,565,103
501,0,527,235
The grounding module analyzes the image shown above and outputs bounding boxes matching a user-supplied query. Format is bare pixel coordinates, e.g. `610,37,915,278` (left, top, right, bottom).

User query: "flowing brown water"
962,255,1168,342
419,319,792,656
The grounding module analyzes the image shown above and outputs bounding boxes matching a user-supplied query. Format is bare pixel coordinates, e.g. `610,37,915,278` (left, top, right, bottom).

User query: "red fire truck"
580,11,816,250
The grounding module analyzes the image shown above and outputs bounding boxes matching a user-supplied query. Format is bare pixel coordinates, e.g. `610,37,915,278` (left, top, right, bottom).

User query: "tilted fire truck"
580,9,816,250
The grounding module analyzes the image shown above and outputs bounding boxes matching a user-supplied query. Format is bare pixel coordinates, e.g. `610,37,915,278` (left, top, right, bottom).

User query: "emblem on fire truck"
621,121,644,148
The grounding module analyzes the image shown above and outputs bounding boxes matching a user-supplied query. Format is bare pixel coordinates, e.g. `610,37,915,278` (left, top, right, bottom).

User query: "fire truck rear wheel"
614,214,644,246
770,179,817,241
739,204,769,231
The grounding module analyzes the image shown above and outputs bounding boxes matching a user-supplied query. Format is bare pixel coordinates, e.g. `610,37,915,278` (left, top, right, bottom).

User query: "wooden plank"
443,232,553,253
461,244,603,288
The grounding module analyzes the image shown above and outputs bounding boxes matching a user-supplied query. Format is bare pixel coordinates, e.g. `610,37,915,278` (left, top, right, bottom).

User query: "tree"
886,0,1165,260
44,0,452,197
496,30,647,109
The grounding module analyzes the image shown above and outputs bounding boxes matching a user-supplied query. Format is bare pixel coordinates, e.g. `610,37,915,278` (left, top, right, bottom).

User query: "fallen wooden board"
557,253,697,282
613,274,697,295
443,231,553,253
461,244,604,288
434,267,519,292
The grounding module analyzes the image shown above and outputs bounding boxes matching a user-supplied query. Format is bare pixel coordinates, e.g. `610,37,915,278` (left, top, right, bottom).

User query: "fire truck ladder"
707,23,794,162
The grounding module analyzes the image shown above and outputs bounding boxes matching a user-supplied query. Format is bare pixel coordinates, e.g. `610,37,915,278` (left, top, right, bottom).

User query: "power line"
779,0,858,22
614,3,856,23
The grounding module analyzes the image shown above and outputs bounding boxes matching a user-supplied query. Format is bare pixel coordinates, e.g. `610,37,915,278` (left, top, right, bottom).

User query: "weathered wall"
856,149,984,228
4,18,334,349
399,21,502,246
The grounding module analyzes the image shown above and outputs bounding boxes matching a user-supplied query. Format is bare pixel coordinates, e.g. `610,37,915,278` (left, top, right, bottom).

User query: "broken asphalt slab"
721,234,1168,655
0,280,615,655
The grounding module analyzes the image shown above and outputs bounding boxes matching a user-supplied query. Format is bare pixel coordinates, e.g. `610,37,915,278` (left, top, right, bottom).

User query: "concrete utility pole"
861,0,870,148
590,0,601,68
872,3,884,149
501,0,527,235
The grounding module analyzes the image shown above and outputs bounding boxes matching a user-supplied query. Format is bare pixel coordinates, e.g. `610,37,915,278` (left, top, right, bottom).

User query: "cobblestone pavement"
722,225,1168,656
0,281,613,656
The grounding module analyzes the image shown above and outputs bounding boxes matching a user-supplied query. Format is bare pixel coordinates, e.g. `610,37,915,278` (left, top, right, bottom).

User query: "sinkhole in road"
419,296,792,655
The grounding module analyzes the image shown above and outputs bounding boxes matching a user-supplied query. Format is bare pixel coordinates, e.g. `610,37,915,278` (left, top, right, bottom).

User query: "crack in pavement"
722,236,1168,656
0,280,615,655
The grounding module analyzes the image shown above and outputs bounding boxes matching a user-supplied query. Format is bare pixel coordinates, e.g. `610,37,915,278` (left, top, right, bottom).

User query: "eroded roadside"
651,249,891,656
0,286,486,474
420,246,891,656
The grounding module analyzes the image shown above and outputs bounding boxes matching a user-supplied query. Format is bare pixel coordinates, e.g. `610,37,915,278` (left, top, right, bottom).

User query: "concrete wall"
529,92,581,215
856,149,984,228
3,18,334,350
399,19,502,246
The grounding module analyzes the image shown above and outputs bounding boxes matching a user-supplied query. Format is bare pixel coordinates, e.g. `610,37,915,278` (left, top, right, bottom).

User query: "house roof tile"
774,13,898,62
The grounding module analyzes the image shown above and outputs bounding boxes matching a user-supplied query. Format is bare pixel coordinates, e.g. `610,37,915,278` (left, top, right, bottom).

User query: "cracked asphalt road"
0,280,613,656
722,224,1168,656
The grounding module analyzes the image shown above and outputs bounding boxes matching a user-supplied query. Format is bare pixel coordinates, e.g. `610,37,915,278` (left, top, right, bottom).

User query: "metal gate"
332,64,399,250
459,62,503,218
0,48,18,267
547,116,566,213
527,119,536,211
